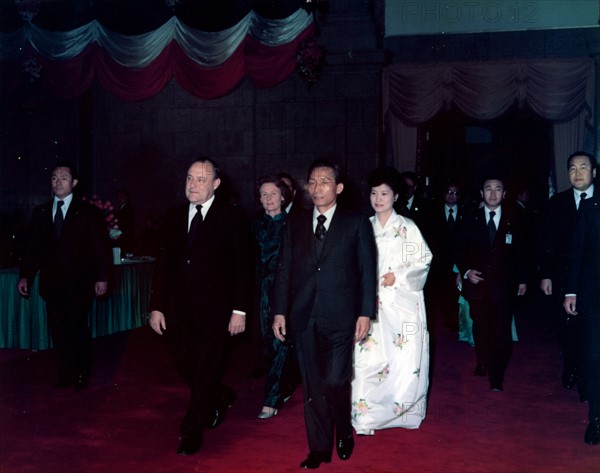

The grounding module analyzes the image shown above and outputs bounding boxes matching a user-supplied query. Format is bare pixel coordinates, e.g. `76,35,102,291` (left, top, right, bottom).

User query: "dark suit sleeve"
149,207,181,314
356,215,378,318
453,210,475,279
271,215,293,317
511,210,529,285
564,202,587,295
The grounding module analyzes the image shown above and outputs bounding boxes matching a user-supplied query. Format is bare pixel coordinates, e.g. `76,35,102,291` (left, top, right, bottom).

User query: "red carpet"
1,300,599,473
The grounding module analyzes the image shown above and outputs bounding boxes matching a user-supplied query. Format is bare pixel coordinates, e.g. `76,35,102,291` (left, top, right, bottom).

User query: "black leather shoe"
473,364,487,377
299,452,332,469
177,435,203,455
562,370,578,389
336,434,354,460
208,386,237,429
73,375,89,392
584,418,600,445
490,383,503,392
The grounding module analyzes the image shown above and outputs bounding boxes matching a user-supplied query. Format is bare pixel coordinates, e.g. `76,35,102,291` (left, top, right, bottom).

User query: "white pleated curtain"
383,59,595,192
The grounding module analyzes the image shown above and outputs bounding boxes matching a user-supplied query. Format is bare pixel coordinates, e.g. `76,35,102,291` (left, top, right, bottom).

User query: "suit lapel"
318,208,343,262
298,211,319,263
56,198,79,240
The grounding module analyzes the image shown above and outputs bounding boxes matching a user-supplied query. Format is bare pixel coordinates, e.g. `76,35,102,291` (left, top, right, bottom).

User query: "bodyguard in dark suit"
455,177,527,392
424,183,462,330
17,164,112,391
396,171,428,226
563,156,598,446
540,152,596,395
272,159,377,469
149,158,253,456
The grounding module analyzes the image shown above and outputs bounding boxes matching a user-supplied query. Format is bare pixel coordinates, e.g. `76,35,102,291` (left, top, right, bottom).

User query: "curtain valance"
0,3,314,101
383,59,594,126
382,59,595,192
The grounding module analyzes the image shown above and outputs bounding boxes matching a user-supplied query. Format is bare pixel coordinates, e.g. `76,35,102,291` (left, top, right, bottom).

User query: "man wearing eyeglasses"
424,184,462,353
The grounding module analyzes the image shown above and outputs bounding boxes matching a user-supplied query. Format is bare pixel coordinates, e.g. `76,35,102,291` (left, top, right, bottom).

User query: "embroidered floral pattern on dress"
392,226,408,239
352,399,370,418
393,333,408,349
377,364,390,382
393,402,406,416
358,334,377,352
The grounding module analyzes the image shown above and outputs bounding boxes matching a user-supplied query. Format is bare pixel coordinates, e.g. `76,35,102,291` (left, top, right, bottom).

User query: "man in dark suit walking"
396,171,428,226
540,151,596,397
272,159,377,469
149,158,253,456
425,182,462,331
455,177,527,392
17,163,112,391
563,154,598,445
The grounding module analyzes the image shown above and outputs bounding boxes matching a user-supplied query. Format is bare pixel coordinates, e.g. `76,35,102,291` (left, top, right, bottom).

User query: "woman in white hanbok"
352,167,432,434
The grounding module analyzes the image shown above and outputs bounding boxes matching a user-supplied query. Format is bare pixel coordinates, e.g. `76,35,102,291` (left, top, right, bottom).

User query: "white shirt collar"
484,205,501,222
189,194,215,219
54,193,73,214
445,204,457,218
574,184,594,199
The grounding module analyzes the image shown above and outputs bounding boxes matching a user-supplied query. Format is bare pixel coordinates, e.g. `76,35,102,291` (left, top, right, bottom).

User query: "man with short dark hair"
17,163,112,391
149,158,253,455
396,171,427,224
272,158,377,469
540,151,596,397
454,177,527,392
425,182,462,331
563,153,599,444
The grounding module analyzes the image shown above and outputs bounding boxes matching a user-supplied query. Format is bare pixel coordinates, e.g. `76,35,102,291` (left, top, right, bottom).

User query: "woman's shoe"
257,407,278,419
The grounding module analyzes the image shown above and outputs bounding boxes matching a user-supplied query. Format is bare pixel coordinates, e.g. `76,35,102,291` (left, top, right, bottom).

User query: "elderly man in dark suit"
455,176,527,392
272,158,377,469
149,158,253,456
540,151,596,397
563,155,599,446
17,163,112,391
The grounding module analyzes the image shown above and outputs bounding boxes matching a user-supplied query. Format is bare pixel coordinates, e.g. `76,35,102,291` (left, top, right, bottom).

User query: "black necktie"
188,204,203,245
579,192,587,210
54,201,64,238
447,207,455,232
488,210,496,244
315,214,327,240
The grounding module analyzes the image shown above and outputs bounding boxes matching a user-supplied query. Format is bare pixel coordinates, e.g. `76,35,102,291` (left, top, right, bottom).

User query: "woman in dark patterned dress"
252,175,292,419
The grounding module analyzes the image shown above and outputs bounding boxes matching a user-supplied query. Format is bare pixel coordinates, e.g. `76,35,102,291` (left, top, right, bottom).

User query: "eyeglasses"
445,191,459,195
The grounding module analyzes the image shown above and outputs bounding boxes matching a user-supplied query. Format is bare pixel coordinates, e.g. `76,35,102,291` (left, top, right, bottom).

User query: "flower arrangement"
84,196,123,240
296,39,326,86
